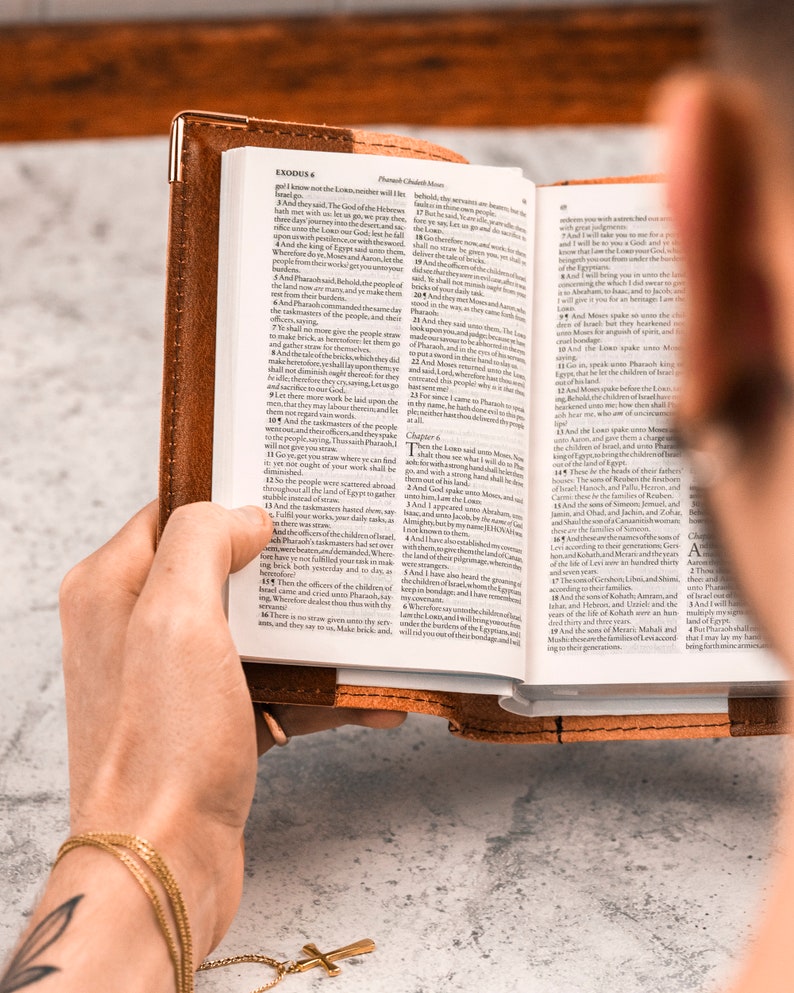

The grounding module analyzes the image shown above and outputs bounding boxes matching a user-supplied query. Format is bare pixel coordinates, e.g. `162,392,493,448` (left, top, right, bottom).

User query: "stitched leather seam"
563,720,730,734
337,687,457,714
191,120,355,146
250,685,334,698
245,124,355,144
246,121,460,160
192,119,461,162
449,720,553,736
348,138,462,161
167,174,189,516
456,728,557,739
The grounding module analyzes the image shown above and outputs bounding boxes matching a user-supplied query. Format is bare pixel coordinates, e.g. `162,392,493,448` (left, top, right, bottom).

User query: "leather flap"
244,662,337,707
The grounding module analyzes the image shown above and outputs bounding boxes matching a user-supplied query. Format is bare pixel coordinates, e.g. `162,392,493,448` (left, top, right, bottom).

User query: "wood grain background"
0,5,707,141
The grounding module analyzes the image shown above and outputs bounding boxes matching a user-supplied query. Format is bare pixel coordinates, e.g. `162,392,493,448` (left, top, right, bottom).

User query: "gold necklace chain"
197,953,299,992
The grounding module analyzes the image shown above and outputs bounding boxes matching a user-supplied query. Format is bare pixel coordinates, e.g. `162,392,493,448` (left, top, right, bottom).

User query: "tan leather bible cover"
159,111,786,743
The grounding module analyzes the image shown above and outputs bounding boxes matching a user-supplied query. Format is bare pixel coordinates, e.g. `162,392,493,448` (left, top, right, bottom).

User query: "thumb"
142,503,273,610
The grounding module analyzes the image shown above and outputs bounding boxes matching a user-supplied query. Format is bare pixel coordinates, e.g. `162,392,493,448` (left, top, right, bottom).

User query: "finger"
139,502,273,612
60,502,161,807
60,501,160,669
660,73,755,430
255,704,406,753
337,708,408,729
60,501,159,612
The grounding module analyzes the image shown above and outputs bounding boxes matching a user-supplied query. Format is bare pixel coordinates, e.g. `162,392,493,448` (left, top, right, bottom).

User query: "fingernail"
236,505,273,531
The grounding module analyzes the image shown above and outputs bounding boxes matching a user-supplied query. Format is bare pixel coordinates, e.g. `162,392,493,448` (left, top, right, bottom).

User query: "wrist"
13,846,176,993
71,764,247,957
162,824,244,956
65,818,241,961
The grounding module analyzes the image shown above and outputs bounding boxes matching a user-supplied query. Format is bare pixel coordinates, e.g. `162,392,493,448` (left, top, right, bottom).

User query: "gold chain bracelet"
54,834,375,993
55,834,193,993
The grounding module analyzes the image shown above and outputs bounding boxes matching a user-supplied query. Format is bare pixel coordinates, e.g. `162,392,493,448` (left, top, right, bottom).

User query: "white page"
527,182,785,690
215,146,535,680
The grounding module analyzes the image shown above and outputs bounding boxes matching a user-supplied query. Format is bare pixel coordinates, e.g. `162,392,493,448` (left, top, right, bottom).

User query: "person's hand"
659,71,794,669
59,501,403,959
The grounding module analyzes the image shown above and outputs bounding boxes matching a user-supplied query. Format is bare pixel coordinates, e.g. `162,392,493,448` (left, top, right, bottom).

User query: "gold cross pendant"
292,939,376,977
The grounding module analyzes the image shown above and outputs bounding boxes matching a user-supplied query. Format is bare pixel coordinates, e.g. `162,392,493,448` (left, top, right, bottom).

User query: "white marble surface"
0,128,788,993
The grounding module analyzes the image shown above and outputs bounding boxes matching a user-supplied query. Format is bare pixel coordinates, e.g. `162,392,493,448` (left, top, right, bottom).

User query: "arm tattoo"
0,896,82,992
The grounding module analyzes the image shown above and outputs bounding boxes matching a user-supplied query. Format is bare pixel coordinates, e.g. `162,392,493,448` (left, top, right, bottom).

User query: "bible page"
525,181,784,695
214,146,534,682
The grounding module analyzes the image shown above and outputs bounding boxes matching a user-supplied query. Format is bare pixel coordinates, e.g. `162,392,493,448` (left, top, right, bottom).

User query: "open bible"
160,112,787,742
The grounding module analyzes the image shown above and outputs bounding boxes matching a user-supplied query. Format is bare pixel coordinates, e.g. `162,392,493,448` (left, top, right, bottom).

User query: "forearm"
728,738,794,993
23,501,403,993
2,848,180,993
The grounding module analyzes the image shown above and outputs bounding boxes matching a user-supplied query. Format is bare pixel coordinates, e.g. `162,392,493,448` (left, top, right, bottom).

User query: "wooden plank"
0,6,706,141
